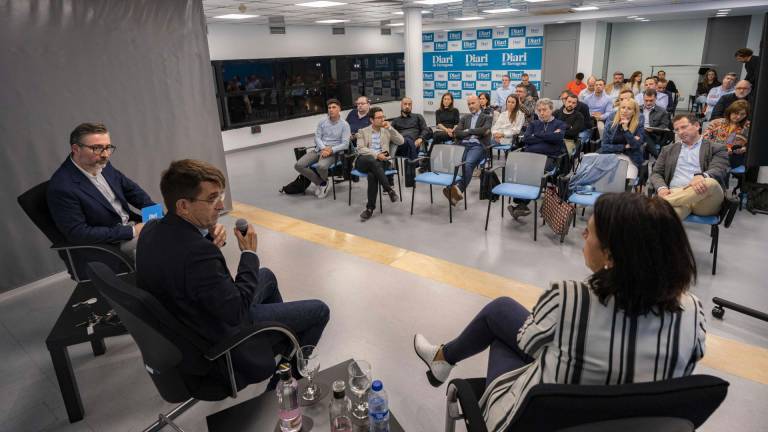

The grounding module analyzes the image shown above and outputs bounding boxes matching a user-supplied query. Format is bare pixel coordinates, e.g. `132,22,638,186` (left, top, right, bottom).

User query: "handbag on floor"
405,160,417,188
279,175,311,195
541,185,575,243
479,170,500,201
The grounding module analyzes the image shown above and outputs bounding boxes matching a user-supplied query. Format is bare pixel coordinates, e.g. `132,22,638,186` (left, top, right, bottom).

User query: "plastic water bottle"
367,380,389,432
329,380,353,432
276,363,302,432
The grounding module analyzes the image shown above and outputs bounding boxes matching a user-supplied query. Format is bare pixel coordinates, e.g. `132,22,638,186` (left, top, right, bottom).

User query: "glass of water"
297,345,321,403
347,360,372,419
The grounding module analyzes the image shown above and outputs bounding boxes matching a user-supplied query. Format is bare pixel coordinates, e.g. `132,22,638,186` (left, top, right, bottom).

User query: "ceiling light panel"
297,1,346,7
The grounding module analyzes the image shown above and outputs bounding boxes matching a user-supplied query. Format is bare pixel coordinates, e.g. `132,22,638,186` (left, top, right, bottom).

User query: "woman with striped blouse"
414,192,707,432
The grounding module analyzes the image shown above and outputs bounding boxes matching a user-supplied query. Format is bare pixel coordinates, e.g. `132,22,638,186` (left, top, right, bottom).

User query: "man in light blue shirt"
492,75,515,111
634,76,668,110
294,99,350,198
650,114,729,219
704,72,737,120
583,79,613,137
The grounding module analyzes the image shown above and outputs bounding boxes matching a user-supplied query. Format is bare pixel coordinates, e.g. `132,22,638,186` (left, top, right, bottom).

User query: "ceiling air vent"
269,16,286,34
332,26,346,35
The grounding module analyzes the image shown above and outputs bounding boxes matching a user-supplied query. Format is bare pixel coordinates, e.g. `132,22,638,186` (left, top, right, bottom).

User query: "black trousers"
355,155,392,210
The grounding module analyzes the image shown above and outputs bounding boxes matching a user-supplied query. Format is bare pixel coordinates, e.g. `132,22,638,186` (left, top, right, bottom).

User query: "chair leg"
379,184,383,214
709,225,716,253
397,171,402,201
331,173,336,200
430,184,434,204
572,205,577,227
485,194,493,230
449,190,453,223
143,398,197,432
712,225,719,275
348,178,352,206
410,182,416,216
464,188,467,210
534,200,538,241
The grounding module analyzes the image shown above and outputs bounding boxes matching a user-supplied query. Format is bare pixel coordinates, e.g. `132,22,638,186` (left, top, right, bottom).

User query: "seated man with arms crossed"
650,114,729,219
444,95,492,206
553,92,585,155
640,89,672,158
294,98,350,199
48,122,157,259
355,107,403,221
509,98,566,219
137,159,330,388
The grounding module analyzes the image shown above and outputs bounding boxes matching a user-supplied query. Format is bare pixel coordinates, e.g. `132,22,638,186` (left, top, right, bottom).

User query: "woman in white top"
414,192,706,432
491,94,526,145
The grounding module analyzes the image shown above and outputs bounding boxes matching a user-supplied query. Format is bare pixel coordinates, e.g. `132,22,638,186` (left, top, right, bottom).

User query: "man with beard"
391,96,431,163
48,122,159,258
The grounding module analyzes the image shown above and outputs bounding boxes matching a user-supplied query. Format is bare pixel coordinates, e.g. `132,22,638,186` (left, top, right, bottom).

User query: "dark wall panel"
0,0,228,292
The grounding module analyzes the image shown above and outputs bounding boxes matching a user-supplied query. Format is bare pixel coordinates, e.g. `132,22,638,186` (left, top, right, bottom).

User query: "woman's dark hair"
588,193,697,316
705,69,719,84
439,92,454,110
478,92,490,107
505,94,521,122
724,99,750,127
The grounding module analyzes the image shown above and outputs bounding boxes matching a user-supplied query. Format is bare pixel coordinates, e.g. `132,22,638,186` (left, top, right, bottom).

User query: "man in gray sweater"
294,99,350,198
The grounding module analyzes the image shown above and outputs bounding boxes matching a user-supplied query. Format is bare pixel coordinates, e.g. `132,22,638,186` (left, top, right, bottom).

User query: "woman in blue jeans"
414,192,707,431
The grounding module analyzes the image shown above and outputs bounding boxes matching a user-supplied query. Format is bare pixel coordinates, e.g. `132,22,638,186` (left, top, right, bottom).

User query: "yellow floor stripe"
231,201,768,385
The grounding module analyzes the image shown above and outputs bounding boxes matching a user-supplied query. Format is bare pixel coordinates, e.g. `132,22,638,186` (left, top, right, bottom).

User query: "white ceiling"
203,0,768,27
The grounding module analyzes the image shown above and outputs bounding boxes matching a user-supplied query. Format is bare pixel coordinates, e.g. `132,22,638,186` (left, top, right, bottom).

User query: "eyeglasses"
186,192,226,205
735,86,750,90
78,143,117,155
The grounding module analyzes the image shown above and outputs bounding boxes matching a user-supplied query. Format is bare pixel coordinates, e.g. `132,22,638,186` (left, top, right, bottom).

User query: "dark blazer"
47,157,154,244
641,105,671,130
453,111,493,148
709,93,750,121
649,139,730,191
136,213,276,385
600,121,645,168
575,100,594,129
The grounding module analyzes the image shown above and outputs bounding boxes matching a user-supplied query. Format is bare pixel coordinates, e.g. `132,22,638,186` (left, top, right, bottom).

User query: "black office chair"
445,374,728,432
17,181,135,282
86,262,300,432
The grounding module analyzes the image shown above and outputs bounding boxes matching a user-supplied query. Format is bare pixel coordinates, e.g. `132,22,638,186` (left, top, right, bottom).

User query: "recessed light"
214,14,259,19
482,8,520,14
387,22,404,26
415,0,461,5
627,16,637,19
634,17,645,20
556,21,566,24
496,25,506,28
455,16,484,21
572,6,599,11
297,1,346,7
718,9,731,12
315,19,349,23
393,10,431,15
525,0,551,3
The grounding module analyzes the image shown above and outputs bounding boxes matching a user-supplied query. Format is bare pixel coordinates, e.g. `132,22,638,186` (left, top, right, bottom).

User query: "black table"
45,276,131,422
207,359,405,431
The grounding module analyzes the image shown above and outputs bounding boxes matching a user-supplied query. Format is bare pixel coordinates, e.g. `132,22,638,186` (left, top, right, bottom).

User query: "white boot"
413,334,453,387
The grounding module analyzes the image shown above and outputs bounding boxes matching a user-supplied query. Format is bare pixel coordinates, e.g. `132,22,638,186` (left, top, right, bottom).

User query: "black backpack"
746,182,768,213
279,175,311,195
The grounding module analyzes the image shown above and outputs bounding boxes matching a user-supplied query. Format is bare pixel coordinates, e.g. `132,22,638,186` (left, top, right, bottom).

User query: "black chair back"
87,262,232,403
507,375,729,431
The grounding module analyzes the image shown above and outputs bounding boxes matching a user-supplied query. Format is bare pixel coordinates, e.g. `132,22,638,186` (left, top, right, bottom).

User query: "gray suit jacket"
355,125,404,159
453,112,493,148
642,105,671,130
649,139,730,191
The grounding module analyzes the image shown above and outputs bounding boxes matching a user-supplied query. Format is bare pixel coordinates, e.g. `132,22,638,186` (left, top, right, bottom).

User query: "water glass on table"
297,345,323,404
347,360,372,420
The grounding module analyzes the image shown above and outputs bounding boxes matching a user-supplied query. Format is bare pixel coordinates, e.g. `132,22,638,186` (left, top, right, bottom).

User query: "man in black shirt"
559,90,593,143
710,80,752,121
735,48,760,87
553,92,585,155
390,96,430,161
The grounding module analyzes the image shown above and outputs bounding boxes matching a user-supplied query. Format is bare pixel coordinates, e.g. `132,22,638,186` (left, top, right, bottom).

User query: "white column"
403,5,424,114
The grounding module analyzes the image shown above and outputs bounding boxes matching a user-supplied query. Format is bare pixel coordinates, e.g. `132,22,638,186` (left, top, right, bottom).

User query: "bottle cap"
371,380,383,391
278,363,292,381
332,380,346,398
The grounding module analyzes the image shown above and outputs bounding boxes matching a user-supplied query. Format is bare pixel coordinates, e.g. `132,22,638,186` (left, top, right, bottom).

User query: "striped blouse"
479,280,707,432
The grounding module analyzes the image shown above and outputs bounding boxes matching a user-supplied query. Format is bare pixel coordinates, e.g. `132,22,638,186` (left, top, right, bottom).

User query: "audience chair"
683,197,739,275
17,181,135,283
491,135,520,161
567,155,630,226
484,151,548,241
445,373,728,432
409,144,467,223
86,262,300,432
347,156,402,213
730,165,747,210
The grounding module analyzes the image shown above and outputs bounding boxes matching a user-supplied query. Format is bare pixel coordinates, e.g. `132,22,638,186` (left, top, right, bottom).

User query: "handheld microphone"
235,218,249,236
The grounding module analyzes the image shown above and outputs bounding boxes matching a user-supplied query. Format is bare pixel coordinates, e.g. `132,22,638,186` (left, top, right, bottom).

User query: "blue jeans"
442,297,534,384
250,268,330,352
459,141,486,192
578,129,592,143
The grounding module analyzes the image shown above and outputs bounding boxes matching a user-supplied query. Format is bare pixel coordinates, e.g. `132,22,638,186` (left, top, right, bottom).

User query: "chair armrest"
447,378,488,432
50,242,135,273
405,157,430,165
204,321,300,361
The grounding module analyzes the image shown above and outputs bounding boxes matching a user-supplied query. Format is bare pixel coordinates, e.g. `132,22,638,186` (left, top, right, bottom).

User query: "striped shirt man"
480,280,707,432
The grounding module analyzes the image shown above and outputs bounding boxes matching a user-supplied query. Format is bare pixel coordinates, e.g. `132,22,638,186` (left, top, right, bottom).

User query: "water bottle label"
370,409,389,421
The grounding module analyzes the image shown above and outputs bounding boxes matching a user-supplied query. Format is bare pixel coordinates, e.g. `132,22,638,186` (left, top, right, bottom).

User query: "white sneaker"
413,334,453,387
316,182,329,199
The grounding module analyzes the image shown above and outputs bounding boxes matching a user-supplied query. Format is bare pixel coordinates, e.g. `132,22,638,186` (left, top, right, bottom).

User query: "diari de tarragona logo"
431,54,453,68
465,53,489,67
501,52,528,67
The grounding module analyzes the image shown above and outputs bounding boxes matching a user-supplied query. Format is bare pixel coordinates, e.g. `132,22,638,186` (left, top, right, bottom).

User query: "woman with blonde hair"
599,98,645,168
628,71,643,95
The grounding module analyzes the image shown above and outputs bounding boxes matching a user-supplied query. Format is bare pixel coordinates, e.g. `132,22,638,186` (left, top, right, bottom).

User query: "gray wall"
0,0,229,292
702,15,752,79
